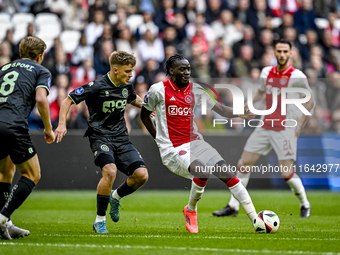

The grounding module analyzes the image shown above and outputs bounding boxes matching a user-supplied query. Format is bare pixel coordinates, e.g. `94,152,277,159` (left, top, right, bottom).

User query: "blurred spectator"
247,0,274,35
326,72,340,112
305,68,328,110
205,0,228,24
276,13,295,37
85,10,105,45
211,47,233,78
115,26,142,71
45,0,69,17
268,0,300,17
71,34,94,66
283,26,299,46
186,13,215,42
19,0,35,12
325,13,340,48
0,0,21,14
294,0,317,34
174,12,188,42
0,41,12,60
51,50,72,84
0,56,10,66
62,0,88,31
308,54,327,78
162,26,179,49
231,44,259,77
183,0,198,24
50,88,68,124
191,23,210,54
299,29,319,60
254,29,274,60
93,22,114,55
191,53,214,79
313,0,338,18
74,58,96,84
137,29,164,63
88,0,109,23
289,46,303,70
233,0,250,24
232,25,255,58
2,30,17,60
49,74,70,103
154,0,178,32
136,10,159,40
69,101,89,129
211,10,243,47
94,40,114,77
136,58,161,86
112,8,128,38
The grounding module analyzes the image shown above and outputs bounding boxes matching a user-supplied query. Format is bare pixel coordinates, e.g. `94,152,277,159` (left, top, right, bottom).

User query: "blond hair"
109,51,136,69
19,36,46,60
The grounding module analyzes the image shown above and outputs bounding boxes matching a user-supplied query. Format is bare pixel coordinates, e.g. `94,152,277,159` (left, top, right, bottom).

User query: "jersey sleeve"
259,68,268,92
69,82,98,105
193,83,216,111
291,71,312,92
142,84,159,111
36,68,52,95
127,84,137,104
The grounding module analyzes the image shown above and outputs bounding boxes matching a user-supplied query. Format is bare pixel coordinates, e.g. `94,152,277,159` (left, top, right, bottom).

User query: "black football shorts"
0,122,37,164
88,133,145,176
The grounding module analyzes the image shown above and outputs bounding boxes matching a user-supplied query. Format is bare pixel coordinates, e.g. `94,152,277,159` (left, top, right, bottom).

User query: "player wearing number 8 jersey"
212,39,314,218
0,36,55,239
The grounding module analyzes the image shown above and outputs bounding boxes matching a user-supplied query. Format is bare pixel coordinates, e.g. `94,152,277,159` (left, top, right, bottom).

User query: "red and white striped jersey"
259,65,312,131
142,78,215,150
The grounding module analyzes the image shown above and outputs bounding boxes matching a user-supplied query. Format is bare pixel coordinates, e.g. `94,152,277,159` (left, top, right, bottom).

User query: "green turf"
1,190,339,255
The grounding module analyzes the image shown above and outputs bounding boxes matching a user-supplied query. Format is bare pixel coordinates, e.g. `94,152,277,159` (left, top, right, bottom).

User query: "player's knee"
136,169,148,185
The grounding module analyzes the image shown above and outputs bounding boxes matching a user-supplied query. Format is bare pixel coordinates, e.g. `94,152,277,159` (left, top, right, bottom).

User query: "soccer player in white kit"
212,39,314,218
141,54,259,233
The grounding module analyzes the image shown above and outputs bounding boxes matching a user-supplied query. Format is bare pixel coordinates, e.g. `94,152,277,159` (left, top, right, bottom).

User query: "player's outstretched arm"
141,107,156,139
212,104,255,119
55,97,73,143
131,95,143,108
36,87,55,144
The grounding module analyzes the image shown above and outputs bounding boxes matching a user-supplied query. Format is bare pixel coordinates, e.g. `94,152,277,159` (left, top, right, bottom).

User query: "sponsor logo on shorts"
101,145,109,152
88,82,94,87
94,151,98,156
122,88,128,98
179,150,187,156
75,87,84,95
28,147,34,154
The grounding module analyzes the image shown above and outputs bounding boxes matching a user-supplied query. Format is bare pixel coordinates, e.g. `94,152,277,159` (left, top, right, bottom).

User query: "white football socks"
95,215,106,222
286,173,310,208
229,182,257,222
229,170,251,210
111,190,121,201
187,181,205,212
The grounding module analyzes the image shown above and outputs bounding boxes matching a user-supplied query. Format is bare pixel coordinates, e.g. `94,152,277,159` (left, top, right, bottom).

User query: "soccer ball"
253,210,280,233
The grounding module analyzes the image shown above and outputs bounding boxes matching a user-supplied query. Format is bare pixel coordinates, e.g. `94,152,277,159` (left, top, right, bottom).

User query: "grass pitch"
0,190,339,255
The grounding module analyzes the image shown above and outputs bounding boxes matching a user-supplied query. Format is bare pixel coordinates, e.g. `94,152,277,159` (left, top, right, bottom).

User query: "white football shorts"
244,127,297,161
160,139,224,179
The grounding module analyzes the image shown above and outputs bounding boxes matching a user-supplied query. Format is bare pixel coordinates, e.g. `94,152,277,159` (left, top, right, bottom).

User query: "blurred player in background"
55,51,148,234
141,54,258,233
212,39,314,218
0,36,55,239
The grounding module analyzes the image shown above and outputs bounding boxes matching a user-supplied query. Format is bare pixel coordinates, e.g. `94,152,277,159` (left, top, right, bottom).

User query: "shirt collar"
168,77,190,92
107,72,119,87
276,64,293,75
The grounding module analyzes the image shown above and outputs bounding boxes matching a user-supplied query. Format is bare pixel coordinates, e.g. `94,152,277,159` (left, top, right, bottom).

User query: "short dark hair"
274,38,292,49
19,36,46,60
164,54,187,76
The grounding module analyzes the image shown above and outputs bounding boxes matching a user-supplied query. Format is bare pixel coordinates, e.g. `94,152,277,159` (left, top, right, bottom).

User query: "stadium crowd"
1,0,340,134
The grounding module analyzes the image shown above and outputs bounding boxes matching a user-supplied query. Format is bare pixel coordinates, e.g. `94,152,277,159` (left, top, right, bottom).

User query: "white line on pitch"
40,233,340,242
0,242,339,255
